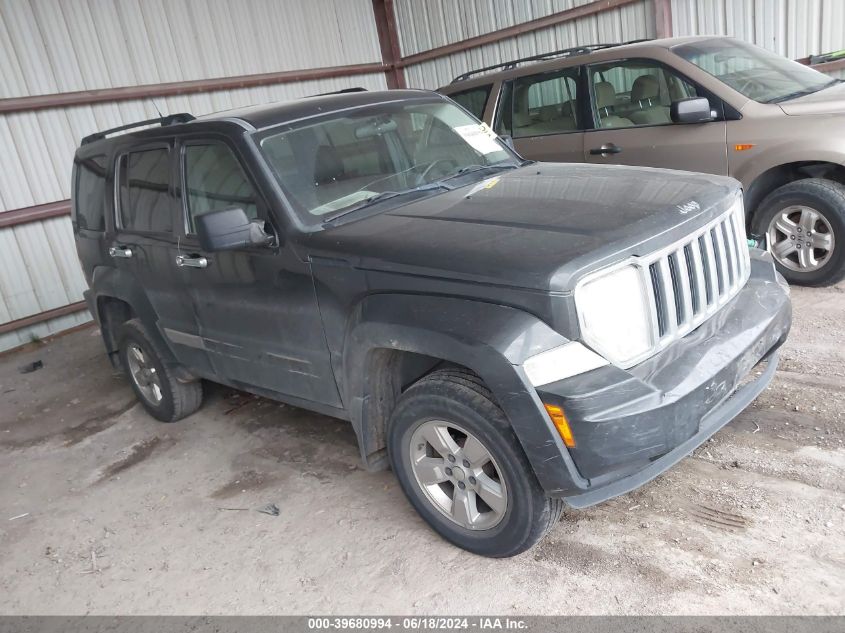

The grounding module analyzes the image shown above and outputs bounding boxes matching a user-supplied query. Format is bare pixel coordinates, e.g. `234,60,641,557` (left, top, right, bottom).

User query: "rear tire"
752,178,845,286
118,319,202,422
387,368,563,557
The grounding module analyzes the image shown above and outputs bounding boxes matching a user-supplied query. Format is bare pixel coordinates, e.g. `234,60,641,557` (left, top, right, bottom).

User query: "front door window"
588,59,701,128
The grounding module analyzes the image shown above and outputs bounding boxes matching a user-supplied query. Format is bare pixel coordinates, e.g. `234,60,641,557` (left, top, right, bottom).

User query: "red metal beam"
0,62,389,114
800,58,845,73
0,300,88,336
0,200,71,229
654,0,673,39
372,0,406,88
396,0,641,67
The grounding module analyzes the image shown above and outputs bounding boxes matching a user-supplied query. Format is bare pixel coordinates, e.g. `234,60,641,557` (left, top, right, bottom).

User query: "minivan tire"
387,368,564,557
118,318,203,422
752,178,845,286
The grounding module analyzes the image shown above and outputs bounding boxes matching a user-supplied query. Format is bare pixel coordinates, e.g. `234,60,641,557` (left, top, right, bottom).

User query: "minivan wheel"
753,178,845,286
118,319,202,422
387,368,564,557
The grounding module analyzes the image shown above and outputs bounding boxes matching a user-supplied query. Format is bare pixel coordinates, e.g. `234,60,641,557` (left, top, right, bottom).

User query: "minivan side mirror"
195,207,275,252
671,97,715,124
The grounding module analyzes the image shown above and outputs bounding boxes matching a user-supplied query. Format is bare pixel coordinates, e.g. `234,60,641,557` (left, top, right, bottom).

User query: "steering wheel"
414,159,458,186
734,77,765,99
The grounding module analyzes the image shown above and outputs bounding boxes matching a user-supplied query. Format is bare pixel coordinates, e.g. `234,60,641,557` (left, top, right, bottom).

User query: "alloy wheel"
767,205,835,272
126,343,163,405
409,420,508,530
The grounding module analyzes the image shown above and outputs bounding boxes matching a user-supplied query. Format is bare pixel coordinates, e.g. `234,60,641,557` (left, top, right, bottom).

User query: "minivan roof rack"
81,113,195,145
309,87,369,97
450,39,652,83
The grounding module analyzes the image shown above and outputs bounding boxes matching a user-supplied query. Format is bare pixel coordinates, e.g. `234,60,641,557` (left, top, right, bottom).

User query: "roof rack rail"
81,113,195,145
308,87,369,97
450,39,652,83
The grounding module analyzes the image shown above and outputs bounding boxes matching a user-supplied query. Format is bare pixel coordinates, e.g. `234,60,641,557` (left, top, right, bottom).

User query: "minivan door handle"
175,254,208,269
589,143,622,156
108,245,133,258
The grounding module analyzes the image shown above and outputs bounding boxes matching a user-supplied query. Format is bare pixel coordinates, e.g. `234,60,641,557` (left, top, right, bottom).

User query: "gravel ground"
0,282,843,615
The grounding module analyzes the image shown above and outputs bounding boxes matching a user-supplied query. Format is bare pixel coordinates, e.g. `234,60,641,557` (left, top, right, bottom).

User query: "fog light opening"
544,403,576,448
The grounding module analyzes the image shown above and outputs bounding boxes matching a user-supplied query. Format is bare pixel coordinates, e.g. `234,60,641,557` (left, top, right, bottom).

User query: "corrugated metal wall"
2,0,842,352
396,0,656,89
0,0,386,351
670,0,845,79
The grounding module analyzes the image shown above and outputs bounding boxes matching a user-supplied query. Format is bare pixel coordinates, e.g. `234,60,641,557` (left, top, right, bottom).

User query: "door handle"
175,254,208,269
108,245,133,258
589,143,622,156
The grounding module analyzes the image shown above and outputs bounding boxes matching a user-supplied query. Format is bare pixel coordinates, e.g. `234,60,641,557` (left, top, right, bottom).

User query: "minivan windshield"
257,100,519,223
673,38,838,103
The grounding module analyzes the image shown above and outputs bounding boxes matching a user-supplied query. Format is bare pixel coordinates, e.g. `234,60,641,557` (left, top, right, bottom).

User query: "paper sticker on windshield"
454,123,502,155
466,176,500,197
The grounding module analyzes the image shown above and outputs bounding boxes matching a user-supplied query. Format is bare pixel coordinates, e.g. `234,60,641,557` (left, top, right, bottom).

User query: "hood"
305,163,739,292
778,80,845,115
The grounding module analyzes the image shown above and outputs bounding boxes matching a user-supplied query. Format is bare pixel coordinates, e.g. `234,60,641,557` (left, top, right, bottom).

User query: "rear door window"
495,67,582,138
117,147,173,233
449,84,493,119
73,155,107,231
182,142,260,233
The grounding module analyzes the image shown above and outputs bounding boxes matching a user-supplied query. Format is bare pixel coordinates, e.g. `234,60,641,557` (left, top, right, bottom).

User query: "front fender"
342,294,589,495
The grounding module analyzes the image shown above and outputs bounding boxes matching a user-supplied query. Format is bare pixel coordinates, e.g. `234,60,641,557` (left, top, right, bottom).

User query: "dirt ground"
0,282,843,615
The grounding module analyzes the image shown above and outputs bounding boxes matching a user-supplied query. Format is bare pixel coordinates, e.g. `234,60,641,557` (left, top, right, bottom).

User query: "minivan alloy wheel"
767,205,835,273
126,343,163,405
410,420,508,530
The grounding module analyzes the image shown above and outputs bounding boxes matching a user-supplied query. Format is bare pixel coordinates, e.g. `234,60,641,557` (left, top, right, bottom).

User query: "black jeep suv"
73,89,791,557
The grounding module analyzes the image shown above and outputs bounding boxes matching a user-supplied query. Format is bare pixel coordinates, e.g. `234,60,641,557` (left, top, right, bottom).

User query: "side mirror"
195,207,275,252
671,97,715,124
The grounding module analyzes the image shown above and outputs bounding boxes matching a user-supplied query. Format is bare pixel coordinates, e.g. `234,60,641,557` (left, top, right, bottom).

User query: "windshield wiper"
767,78,841,103
322,182,451,225
437,163,520,184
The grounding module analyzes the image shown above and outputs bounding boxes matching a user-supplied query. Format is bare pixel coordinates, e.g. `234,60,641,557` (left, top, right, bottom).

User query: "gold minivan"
439,36,845,286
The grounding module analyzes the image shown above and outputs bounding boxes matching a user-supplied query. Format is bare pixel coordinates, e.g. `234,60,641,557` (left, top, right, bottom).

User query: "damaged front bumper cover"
535,250,791,507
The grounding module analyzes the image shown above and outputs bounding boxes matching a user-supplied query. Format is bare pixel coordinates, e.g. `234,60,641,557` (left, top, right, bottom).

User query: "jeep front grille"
645,200,750,344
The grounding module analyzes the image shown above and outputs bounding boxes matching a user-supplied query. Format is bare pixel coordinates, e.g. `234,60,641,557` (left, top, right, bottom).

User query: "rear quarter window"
73,155,107,232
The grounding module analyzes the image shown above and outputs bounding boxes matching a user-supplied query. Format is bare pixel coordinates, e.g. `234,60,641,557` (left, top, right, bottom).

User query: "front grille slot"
643,203,750,354
649,263,666,337
683,244,701,315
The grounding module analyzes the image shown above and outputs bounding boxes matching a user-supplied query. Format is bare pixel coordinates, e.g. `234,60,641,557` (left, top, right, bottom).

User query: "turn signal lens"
734,143,754,151
544,403,576,448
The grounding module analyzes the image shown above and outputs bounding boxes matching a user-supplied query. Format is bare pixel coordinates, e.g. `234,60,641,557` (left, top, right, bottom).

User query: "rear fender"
90,266,180,368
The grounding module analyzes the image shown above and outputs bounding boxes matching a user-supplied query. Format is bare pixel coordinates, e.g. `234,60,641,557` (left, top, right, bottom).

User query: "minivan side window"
588,59,700,128
495,67,581,138
117,148,173,233
183,143,259,233
449,85,492,119
73,155,107,231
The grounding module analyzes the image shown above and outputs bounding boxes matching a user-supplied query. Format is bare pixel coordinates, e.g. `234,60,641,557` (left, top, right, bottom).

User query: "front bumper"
536,250,791,507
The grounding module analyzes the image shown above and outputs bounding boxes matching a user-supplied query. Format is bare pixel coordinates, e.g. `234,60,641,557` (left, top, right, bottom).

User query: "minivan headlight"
574,264,653,367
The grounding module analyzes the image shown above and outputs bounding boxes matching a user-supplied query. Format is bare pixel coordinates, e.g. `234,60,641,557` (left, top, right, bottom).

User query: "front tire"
752,178,845,286
387,369,563,557
118,319,203,422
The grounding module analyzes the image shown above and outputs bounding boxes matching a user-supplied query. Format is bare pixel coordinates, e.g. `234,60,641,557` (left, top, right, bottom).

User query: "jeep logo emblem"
677,200,700,214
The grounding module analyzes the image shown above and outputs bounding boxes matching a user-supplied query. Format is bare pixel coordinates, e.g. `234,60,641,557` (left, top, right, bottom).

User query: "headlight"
574,263,653,367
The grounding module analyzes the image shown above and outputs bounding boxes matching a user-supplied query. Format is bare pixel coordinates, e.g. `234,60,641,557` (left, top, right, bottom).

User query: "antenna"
151,98,164,118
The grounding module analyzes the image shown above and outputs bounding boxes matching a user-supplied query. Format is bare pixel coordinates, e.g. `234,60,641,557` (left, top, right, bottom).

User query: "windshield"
673,38,837,103
257,100,519,223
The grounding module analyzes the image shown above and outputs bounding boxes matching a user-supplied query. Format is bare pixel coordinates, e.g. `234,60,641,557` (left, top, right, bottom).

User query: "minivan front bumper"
535,249,791,507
